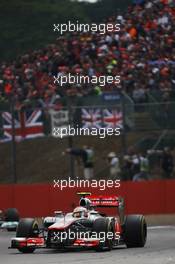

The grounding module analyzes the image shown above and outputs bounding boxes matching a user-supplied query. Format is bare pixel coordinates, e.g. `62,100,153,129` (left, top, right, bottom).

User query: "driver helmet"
79,198,91,209
73,206,88,218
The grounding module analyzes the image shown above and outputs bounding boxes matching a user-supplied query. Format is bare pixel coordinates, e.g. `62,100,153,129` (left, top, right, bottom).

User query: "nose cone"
48,216,75,230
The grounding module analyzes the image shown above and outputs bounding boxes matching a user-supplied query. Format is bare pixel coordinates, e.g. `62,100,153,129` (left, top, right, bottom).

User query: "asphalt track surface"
0,226,175,264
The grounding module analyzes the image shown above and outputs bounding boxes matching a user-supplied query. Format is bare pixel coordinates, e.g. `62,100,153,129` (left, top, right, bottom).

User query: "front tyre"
16,218,39,253
18,247,35,253
92,218,114,251
124,215,147,248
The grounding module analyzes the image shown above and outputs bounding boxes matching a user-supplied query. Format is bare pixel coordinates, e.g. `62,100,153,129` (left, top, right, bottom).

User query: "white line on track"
148,225,175,230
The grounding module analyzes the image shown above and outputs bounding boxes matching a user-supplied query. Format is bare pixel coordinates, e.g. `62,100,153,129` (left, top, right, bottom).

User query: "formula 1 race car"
0,208,19,231
10,193,147,253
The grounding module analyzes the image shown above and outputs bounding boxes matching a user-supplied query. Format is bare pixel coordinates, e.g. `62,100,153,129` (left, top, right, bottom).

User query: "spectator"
107,152,121,179
131,154,140,177
66,146,94,180
133,152,150,181
122,155,133,180
161,147,174,178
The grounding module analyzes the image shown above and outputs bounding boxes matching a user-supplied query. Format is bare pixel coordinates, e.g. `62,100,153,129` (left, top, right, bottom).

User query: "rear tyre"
124,215,147,248
4,208,19,222
92,218,114,251
16,218,39,253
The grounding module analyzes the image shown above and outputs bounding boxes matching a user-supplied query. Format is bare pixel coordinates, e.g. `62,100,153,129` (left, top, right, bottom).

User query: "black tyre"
16,218,39,253
18,247,36,253
124,215,147,248
4,208,19,222
92,218,114,251
7,227,17,232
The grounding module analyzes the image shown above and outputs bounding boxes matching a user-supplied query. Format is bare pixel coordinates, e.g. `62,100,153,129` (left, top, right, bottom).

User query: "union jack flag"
1,110,44,142
103,109,123,128
81,109,102,129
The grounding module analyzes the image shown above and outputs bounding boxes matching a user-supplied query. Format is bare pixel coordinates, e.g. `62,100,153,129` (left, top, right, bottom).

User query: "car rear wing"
77,192,124,223
77,192,124,208
88,195,120,207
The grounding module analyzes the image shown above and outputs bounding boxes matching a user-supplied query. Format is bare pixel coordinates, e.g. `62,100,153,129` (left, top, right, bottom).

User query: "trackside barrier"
0,180,175,217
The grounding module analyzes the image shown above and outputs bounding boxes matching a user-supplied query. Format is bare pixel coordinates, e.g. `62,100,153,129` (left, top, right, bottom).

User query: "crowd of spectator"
107,151,150,181
107,146,174,181
0,0,175,110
